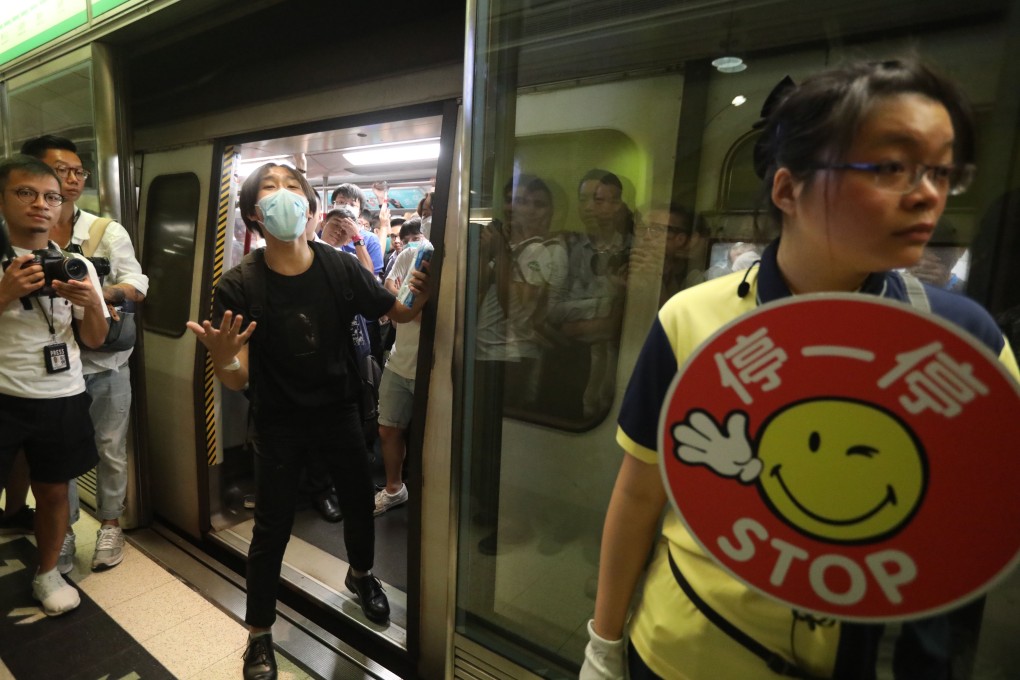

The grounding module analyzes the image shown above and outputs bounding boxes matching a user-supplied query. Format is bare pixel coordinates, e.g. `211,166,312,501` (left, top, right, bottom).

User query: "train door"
152,103,457,673
136,143,216,538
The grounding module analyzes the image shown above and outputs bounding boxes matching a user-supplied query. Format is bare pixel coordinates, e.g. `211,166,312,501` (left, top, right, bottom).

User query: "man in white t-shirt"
374,218,428,515
0,154,109,616
22,135,150,573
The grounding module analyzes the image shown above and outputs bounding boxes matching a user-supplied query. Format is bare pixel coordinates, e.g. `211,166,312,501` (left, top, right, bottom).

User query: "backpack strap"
240,248,267,328
82,217,114,258
898,271,931,313
666,548,825,679
238,248,267,402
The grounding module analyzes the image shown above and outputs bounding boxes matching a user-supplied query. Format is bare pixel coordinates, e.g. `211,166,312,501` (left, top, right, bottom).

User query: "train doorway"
137,102,455,670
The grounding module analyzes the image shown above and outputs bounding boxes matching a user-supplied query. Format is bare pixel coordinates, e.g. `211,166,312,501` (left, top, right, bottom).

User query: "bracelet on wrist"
220,357,242,372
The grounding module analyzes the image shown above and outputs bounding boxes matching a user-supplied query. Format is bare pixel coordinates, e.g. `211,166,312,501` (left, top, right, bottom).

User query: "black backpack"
238,242,382,445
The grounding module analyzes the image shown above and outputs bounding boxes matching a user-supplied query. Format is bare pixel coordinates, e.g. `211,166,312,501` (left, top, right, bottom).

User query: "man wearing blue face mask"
186,163,431,680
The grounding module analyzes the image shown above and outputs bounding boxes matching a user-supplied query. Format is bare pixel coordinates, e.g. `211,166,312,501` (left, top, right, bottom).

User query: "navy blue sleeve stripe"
619,318,679,451
926,286,1006,355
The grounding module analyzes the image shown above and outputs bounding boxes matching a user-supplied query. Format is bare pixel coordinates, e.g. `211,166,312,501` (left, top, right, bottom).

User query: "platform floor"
0,507,312,680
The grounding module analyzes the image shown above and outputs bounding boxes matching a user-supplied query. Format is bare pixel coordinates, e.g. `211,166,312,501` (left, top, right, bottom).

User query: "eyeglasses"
818,161,976,196
7,187,65,207
53,166,91,181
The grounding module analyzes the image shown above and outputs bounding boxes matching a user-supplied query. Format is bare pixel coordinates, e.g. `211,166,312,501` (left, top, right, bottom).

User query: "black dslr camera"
2,248,89,297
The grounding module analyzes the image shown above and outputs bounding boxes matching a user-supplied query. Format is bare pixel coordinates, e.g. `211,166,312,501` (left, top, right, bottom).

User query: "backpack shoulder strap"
82,217,114,258
240,248,267,329
898,271,931,313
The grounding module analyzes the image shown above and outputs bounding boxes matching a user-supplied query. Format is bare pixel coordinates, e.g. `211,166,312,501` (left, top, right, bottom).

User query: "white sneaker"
92,525,125,570
32,568,80,616
373,484,409,516
57,531,76,575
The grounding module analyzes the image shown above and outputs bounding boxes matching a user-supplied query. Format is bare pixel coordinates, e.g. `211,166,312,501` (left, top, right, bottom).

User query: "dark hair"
329,183,365,209
504,175,554,204
399,217,423,241
238,163,315,236
0,154,62,194
417,191,435,216
577,168,622,196
325,206,359,223
756,58,975,229
20,135,78,158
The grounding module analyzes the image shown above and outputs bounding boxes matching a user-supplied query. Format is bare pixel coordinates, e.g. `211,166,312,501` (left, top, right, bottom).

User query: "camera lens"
62,257,88,282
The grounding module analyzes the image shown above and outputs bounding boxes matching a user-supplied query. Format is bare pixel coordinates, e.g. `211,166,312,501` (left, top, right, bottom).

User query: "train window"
7,61,100,214
456,1,1020,678
140,173,200,337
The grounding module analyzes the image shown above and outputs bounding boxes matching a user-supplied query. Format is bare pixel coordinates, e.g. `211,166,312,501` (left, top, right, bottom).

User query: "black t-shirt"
214,245,395,426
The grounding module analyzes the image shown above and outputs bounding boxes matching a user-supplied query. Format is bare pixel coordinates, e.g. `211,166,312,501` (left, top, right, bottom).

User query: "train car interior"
210,115,444,647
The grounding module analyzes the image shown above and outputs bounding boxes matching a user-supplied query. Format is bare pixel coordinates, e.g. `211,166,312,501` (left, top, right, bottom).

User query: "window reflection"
458,2,1020,677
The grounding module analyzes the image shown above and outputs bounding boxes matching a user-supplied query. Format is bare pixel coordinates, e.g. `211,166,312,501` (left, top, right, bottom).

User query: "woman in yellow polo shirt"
582,58,1017,679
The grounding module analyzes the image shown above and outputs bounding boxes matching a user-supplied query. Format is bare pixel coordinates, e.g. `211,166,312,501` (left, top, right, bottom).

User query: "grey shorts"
377,369,415,429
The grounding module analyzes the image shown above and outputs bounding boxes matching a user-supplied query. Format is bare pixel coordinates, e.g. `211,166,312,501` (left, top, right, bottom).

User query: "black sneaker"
0,506,35,535
345,569,390,624
242,634,277,680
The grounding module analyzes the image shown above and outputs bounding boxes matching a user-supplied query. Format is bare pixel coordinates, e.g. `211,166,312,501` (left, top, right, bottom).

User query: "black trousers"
244,403,374,627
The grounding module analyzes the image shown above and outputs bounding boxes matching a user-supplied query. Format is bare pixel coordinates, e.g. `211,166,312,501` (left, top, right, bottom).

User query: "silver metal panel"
419,105,468,680
452,635,544,680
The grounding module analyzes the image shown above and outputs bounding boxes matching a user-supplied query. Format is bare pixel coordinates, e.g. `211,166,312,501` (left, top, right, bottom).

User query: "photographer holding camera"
0,154,108,616
21,135,149,574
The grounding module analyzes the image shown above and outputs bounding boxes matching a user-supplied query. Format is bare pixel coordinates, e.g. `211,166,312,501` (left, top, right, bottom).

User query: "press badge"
44,342,70,373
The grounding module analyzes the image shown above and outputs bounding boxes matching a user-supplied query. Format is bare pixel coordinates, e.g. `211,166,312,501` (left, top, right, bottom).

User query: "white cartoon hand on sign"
673,409,762,484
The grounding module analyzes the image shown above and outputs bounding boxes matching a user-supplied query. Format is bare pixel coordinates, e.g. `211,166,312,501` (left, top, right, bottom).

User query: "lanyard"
33,295,57,337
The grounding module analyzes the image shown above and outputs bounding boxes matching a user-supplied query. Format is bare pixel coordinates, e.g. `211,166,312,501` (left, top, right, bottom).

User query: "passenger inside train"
582,57,1019,680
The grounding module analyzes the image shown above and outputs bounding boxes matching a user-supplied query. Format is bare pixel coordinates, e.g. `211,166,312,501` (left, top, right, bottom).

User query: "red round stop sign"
659,294,1020,621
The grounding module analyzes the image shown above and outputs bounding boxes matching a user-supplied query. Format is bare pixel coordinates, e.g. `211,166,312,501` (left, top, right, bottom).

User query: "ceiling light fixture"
236,155,298,179
344,141,440,166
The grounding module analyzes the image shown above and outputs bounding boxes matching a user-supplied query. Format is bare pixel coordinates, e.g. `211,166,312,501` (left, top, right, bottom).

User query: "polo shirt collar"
754,239,890,305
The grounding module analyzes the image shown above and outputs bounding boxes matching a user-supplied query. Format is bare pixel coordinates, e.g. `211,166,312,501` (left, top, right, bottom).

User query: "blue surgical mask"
258,190,308,242
385,236,392,252
405,239,422,250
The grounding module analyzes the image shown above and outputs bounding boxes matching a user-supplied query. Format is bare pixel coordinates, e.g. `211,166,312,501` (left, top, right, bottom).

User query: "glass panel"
457,0,1020,678
141,173,199,337
8,61,99,213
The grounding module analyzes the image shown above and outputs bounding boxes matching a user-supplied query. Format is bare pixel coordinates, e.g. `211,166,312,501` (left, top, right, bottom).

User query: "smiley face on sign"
659,294,1020,621
757,399,926,544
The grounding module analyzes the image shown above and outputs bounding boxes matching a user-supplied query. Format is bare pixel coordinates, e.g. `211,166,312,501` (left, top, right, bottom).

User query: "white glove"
673,409,762,483
579,619,626,680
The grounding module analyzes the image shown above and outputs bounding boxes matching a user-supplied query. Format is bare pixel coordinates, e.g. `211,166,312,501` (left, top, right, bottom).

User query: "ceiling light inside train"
712,56,747,73
344,141,440,166
236,155,298,179
732,95,747,106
